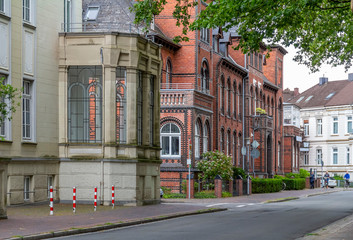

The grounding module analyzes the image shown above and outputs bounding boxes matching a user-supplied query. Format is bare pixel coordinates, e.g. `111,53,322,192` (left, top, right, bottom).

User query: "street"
52,190,353,240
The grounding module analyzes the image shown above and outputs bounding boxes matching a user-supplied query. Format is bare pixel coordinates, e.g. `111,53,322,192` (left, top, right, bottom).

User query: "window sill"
331,134,339,136
0,12,10,21
23,21,36,30
161,156,181,159
22,141,37,145
0,140,12,144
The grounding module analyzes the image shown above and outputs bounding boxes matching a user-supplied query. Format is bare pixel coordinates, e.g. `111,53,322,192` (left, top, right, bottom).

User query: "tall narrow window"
333,148,338,164
64,0,72,32
233,132,237,165
347,147,350,164
221,76,225,115
201,61,209,93
254,53,258,69
195,121,201,159
149,76,155,146
304,153,309,165
137,72,143,145
317,119,322,135
333,117,338,134
220,128,224,153
304,121,309,136
238,84,242,118
259,54,263,71
166,60,172,87
0,75,8,138
23,0,30,22
227,130,231,156
161,123,180,157
317,149,322,165
68,66,102,143
233,83,237,118
116,67,127,144
227,79,231,116
22,80,32,140
0,0,4,12
348,116,352,133
278,142,281,169
24,176,30,200
203,122,209,154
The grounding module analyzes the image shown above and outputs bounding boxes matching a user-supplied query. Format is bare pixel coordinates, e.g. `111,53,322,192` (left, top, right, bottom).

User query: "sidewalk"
0,188,345,240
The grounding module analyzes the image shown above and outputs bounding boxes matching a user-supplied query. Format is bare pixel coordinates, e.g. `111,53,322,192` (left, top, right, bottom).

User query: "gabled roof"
287,80,353,108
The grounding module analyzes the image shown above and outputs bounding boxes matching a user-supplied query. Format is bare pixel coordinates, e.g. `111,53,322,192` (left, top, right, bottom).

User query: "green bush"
195,191,216,198
333,175,344,180
233,167,247,179
283,178,306,190
181,180,199,193
299,169,310,178
163,193,186,199
160,186,171,195
274,175,285,179
222,191,232,198
252,178,282,193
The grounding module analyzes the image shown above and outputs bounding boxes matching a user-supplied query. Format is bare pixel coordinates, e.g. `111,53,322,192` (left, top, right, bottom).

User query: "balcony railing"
161,93,185,105
61,22,143,34
160,83,210,94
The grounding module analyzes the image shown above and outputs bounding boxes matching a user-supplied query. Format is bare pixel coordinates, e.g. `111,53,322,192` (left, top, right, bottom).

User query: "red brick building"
153,0,287,191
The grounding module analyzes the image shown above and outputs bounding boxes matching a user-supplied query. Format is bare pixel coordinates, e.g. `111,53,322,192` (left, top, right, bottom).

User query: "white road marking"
206,203,229,207
237,205,246,208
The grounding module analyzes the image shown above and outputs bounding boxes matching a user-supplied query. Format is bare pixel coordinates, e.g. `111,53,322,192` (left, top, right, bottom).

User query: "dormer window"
296,96,304,103
85,6,100,21
326,92,335,100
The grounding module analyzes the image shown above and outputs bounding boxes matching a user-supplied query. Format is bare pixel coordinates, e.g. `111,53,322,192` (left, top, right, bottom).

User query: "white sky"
283,45,353,93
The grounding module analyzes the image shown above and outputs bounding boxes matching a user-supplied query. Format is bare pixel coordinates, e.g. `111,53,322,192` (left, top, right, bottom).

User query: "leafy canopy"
132,0,353,72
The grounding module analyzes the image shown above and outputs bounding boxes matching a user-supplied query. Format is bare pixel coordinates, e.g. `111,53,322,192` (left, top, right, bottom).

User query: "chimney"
348,73,353,81
294,88,299,96
319,77,328,85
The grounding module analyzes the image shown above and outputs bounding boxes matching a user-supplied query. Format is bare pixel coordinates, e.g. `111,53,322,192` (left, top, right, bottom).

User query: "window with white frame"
161,123,180,157
317,149,322,165
64,0,72,32
47,175,53,199
201,61,209,93
304,153,309,165
116,67,127,144
220,128,224,153
316,119,322,135
0,75,9,139
0,0,4,12
195,121,201,159
333,148,338,164
24,176,30,200
348,116,352,134
22,80,33,141
85,6,99,21
68,66,102,143
203,122,209,154
23,0,30,22
333,117,338,134
200,28,209,43
347,147,350,164
304,121,309,136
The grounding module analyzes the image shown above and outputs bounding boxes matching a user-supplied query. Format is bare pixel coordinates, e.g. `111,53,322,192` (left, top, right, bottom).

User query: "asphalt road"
54,191,353,240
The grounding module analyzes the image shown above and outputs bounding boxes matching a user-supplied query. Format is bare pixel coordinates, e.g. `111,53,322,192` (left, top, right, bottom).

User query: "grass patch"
306,233,319,236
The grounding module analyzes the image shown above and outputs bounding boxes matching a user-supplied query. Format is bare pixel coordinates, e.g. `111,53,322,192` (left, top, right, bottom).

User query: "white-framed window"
333,117,338,134
220,128,224,153
304,122,309,136
0,74,10,139
347,116,352,134
316,119,322,136
68,66,102,143
203,123,209,154
85,6,99,21
161,123,180,157
24,176,31,200
64,0,72,32
23,0,30,21
195,121,201,159
200,28,209,43
0,0,4,12
347,147,350,165
47,175,53,199
304,153,309,165
317,149,322,165
22,80,33,141
201,61,209,93
333,148,338,164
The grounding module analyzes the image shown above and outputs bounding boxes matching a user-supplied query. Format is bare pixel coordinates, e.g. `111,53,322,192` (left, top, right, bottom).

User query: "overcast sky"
283,45,353,94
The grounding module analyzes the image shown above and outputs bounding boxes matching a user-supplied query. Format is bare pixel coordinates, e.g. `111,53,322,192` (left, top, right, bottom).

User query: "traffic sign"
252,140,260,149
241,146,247,156
251,149,260,159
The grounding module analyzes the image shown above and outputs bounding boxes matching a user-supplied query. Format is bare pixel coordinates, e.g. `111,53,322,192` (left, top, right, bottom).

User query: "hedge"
252,179,282,193
283,178,306,190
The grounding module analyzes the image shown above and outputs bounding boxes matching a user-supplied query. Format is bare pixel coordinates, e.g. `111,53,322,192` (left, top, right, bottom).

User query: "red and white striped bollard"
112,185,115,208
73,187,76,213
49,186,53,216
94,187,97,211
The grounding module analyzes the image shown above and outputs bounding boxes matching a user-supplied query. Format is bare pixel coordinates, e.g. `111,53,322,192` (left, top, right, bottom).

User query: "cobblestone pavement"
0,188,346,240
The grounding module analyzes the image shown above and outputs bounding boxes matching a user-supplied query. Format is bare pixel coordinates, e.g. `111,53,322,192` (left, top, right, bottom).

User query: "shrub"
252,178,282,193
195,191,216,198
233,167,247,179
198,151,233,181
274,175,285,179
283,178,306,190
160,186,171,195
299,169,310,178
181,180,199,193
222,191,232,198
163,193,186,199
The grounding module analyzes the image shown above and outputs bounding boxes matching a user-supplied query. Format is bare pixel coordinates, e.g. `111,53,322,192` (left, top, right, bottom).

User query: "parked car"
328,177,337,188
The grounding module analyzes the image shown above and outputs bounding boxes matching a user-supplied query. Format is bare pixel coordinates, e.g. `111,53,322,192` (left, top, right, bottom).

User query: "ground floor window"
24,176,31,200
161,123,180,157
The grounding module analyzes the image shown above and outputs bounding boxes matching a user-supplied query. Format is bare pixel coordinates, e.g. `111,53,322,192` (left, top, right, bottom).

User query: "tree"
0,76,21,138
197,151,233,181
132,0,353,72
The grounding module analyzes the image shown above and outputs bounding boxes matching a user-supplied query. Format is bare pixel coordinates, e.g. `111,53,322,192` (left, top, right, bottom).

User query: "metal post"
188,165,191,199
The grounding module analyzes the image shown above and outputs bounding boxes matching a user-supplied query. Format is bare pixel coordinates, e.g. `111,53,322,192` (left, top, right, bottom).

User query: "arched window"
250,86,254,115
195,120,201,158
220,128,225,152
233,131,237,165
267,96,270,115
271,98,274,117
278,99,283,127
203,121,210,153
227,130,231,156
233,81,237,118
116,67,127,143
221,76,225,115
166,60,172,87
238,132,242,167
161,123,181,157
238,84,242,118
227,78,231,116
201,61,209,93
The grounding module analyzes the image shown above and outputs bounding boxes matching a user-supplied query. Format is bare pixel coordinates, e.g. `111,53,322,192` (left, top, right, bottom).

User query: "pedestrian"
344,171,350,189
323,171,330,189
310,171,315,189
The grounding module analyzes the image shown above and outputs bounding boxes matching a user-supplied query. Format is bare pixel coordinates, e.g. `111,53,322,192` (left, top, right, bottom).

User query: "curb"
264,197,300,203
6,208,227,240
306,189,341,198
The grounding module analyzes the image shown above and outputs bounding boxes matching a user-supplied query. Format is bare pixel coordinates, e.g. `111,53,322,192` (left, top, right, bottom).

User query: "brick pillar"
228,179,234,196
186,177,194,199
215,175,222,198
235,179,243,196
305,178,310,189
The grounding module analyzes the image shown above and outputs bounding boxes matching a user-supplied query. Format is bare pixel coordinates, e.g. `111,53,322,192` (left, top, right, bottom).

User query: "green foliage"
255,108,267,115
221,191,232,198
252,178,282,193
133,0,353,71
160,186,171,195
232,167,247,179
197,151,233,181
163,193,186,198
274,175,285,179
283,178,306,190
194,191,216,199
333,175,344,180
299,169,310,178
181,180,199,193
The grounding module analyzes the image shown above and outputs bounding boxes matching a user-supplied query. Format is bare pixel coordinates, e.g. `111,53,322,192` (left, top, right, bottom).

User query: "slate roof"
287,80,353,108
